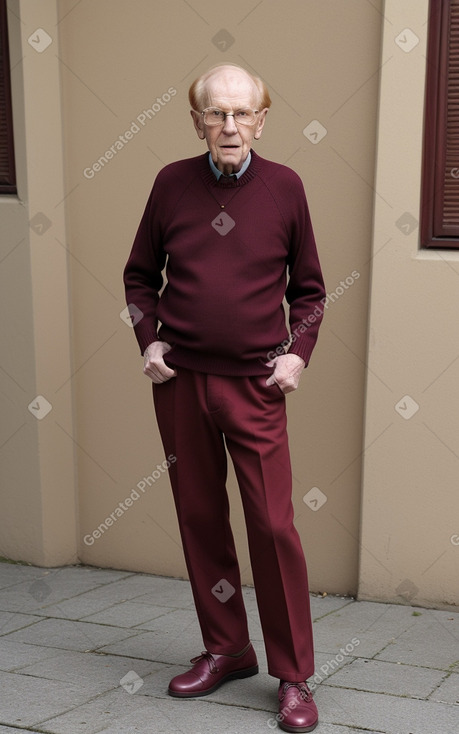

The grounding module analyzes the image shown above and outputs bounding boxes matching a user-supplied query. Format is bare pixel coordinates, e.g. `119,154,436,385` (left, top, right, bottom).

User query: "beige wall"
55,0,381,595
0,0,78,565
360,0,459,609
4,0,455,609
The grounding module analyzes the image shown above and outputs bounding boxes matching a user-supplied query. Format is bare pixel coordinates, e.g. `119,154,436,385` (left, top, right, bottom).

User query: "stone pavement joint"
0,562,457,734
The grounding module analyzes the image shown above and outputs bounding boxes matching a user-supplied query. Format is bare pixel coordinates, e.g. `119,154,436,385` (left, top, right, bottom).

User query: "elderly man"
124,63,325,732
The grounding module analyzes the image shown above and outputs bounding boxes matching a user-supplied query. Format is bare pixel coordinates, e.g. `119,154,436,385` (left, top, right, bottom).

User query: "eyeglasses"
200,107,260,126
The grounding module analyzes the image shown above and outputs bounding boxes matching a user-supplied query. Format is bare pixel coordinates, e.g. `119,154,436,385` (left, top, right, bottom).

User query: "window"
421,0,459,248
0,0,16,195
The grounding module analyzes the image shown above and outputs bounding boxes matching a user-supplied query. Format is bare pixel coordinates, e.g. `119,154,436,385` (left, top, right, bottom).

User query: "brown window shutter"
436,0,459,237
422,0,459,247
0,0,16,194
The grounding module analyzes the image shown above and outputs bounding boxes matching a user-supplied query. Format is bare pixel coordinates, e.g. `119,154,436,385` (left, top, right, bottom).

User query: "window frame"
0,0,16,195
421,0,459,249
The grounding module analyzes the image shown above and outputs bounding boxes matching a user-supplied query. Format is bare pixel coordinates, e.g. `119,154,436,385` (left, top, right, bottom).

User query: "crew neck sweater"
124,149,325,376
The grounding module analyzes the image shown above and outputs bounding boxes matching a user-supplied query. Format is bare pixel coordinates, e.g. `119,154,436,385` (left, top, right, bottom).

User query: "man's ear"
253,108,268,140
190,109,206,140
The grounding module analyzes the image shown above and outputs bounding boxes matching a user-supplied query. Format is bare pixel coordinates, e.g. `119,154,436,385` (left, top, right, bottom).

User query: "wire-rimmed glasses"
200,107,260,126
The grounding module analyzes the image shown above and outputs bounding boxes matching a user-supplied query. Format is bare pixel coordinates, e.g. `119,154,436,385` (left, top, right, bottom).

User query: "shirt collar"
208,151,252,181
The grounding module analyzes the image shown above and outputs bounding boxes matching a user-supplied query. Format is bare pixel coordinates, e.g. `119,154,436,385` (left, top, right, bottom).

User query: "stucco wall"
360,0,459,609
8,1,447,606
0,0,78,565
56,0,381,594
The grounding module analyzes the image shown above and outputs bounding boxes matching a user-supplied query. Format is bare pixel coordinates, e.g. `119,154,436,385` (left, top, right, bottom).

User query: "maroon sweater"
124,150,325,376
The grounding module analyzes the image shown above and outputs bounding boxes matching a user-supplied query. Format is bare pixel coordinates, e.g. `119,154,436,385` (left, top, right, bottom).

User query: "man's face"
191,69,268,175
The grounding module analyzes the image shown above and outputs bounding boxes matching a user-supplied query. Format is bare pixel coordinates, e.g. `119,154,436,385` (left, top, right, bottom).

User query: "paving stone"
100,610,204,667
0,727,46,734
45,565,133,585
192,670,275,711
0,563,49,589
97,630,185,663
99,610,202,664
18,648,166,691
127,574,195,608
82,601,173,628
241,584,257,610
31,585,141,620
310,595,356,621
428,671,459,705
38,688,273,734
247,610,264,641
36,575,183,619
312,600,421,658
375,608,459,670
118,659,181,698
0,611,42,635
103,573,191,601
0,579,58,613
127,606,200,639
0,639,68,672
314,685,459,734
0,670,97,727
0,565,457,734
0,567,134,613
3,617,141,652
325,658,446,698
311,651,355,687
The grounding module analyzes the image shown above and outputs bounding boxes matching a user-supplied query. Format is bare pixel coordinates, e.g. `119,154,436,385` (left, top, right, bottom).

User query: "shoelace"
190,651,219,674
280,681,313,702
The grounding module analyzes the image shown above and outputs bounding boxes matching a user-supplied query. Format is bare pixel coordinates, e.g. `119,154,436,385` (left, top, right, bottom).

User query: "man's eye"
213,110,224,118
236,110,248,117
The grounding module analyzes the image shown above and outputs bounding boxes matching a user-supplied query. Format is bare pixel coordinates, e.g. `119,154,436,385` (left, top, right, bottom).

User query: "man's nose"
222,114,238,133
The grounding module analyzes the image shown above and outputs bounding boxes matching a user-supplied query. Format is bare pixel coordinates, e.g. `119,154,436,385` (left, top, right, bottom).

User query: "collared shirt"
208,151,252,181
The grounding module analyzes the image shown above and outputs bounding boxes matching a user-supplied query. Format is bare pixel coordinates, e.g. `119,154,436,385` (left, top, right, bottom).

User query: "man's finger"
143,360,176,382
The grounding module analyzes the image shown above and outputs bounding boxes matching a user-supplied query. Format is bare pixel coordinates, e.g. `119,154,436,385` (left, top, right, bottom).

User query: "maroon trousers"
153,368,314,681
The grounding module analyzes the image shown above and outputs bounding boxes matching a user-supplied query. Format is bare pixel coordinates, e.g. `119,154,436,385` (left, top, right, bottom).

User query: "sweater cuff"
136,329,160,356
287,331,318,367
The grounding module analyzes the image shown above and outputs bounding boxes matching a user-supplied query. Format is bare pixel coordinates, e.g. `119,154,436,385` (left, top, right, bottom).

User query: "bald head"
189,64,271,112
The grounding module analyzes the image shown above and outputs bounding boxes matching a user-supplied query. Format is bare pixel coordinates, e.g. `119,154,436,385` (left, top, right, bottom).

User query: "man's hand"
143,341,177,383
266,353,305,394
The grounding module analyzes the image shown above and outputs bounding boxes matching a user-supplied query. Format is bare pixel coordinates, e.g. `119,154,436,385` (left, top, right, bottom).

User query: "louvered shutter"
0,0,16,194
435,0,459,237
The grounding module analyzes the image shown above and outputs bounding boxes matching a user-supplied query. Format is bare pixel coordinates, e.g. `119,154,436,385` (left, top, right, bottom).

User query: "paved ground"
0,562,457,734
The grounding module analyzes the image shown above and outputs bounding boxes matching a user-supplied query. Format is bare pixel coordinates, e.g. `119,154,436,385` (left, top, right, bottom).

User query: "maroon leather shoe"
277,681,318,732
168,643,258,697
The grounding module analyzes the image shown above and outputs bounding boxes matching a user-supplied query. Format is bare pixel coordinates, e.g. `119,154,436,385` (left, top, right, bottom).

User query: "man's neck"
208,151,252,181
